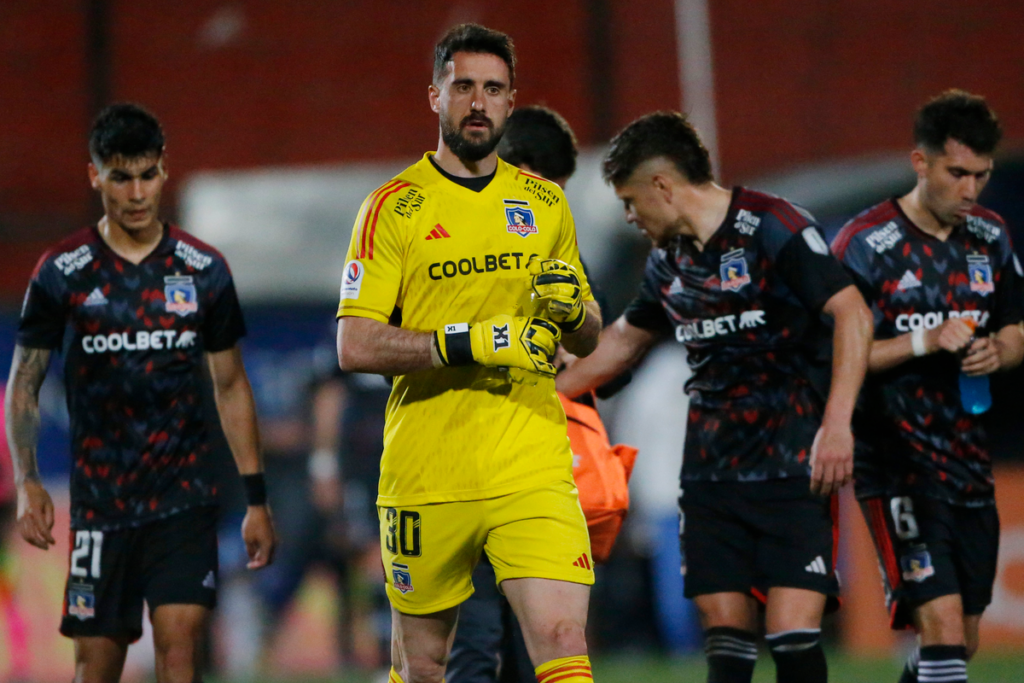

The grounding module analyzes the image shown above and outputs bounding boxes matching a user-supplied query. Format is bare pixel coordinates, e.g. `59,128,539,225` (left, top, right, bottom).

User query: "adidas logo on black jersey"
897,270,922,291
83,288,108,306
805,556,828,575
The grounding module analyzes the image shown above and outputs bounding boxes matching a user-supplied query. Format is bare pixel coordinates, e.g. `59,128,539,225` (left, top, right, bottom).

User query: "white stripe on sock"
705,642,758,656
706,648,758,661
706,635,757,650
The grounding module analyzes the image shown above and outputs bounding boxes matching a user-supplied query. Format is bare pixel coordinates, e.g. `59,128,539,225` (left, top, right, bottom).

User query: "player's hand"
16,480,56,550
242,505,276,570
961,336,1001,376
926,318,974,355
528,257,586,332
809,420,854,497
434,315,561,377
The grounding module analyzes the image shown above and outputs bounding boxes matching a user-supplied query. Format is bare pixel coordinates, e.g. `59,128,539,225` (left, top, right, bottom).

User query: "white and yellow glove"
433,314,561,377
528,257,586,333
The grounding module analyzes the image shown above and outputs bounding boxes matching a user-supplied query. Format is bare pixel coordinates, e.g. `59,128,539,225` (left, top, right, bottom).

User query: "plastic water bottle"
957,317,991,414
959,373,991,414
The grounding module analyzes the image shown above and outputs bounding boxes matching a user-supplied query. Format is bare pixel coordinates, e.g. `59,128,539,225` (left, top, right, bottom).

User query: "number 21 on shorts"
71,530,104,579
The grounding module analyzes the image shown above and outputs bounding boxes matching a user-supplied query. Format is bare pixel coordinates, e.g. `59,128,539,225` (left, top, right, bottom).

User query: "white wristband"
911,327,927,357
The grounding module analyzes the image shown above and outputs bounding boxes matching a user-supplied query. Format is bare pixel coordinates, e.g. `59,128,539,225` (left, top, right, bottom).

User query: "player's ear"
651,173,673,202
910,148,930,178
508,87,516,110
88,162,101,190
428,84,441,114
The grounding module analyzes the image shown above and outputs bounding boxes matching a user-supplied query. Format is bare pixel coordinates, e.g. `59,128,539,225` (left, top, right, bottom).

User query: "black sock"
898,648,919,683
917,645,967,683
704,626,757,683
766,629,827,683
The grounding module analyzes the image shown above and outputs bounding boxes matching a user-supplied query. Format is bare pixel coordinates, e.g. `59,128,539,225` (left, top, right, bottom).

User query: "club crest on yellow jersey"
505,199,538,237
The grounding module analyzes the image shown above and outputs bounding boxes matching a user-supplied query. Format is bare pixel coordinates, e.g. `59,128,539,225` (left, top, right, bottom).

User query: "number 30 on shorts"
384,508,422,557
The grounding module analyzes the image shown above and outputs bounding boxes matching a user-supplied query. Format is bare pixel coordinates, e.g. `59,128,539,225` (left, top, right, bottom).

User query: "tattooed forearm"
4,345,51,486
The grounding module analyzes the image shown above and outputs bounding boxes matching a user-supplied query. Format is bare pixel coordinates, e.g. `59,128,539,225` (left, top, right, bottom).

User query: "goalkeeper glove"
433,315,560,377
528,257,586,332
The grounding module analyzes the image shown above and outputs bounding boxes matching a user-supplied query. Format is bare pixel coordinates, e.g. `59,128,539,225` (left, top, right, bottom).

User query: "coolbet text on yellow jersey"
337,153,594,507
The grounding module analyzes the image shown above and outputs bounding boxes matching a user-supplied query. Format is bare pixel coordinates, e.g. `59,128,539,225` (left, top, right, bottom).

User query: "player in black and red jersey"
833,91,1023,683
4,103,275,683
557,112,873,683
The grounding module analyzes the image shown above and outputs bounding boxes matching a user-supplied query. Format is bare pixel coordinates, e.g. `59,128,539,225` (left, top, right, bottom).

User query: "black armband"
242,473,268,506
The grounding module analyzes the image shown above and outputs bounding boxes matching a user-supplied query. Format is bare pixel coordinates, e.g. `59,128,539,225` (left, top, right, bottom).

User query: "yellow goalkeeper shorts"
378,478,595,614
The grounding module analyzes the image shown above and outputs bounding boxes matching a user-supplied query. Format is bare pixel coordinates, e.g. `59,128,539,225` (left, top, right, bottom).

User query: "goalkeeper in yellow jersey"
336,23,601,683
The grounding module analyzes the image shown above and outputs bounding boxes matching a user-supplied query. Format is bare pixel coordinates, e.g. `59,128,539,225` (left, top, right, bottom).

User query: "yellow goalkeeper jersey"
337,153,594,507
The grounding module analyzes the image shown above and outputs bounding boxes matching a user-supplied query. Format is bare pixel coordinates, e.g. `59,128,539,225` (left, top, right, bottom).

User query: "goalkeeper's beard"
441,113,506,163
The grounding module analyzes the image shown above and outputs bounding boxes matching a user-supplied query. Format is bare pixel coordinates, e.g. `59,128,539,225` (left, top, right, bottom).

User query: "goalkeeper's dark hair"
602,111,712,186
89,103,165,163
497,106,578,181
914,90,1002,156
434,24,516,86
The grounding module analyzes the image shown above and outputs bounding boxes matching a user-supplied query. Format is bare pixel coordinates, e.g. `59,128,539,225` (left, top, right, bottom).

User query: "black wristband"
438,323,473,366
242,473,267,506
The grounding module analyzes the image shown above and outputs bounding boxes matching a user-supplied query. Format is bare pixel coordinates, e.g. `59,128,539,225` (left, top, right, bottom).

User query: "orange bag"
559,392,638,564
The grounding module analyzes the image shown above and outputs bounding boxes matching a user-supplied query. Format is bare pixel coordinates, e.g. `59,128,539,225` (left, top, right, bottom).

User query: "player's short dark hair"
89,103,165,163
914,90,1002,156
433,24,516,86
497,106,578,181
602,111,713,186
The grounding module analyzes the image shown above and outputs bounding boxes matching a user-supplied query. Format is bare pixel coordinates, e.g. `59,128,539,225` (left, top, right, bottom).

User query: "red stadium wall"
1,0,1022,298
709,0,1024,181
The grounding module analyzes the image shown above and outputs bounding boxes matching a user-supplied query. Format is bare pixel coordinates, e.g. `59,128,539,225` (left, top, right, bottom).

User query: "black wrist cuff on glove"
560,306,586,333
242,473,267,506
435,323,474,366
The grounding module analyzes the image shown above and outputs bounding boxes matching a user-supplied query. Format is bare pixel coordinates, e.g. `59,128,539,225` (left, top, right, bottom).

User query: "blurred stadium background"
1,1,1023,680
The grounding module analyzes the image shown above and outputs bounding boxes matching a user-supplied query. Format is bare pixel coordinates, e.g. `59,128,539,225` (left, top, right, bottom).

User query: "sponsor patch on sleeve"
802,227,831,255
340,260,365,300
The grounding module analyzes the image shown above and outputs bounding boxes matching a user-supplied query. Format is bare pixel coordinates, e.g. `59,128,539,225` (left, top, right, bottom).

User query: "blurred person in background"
336,24,603,683
832,90,1024,683
446,105,636,683
608,344,702,654
0,383,31,682
306,365,393,667
219,340,392,677
557,111,873,683
3,103,275,683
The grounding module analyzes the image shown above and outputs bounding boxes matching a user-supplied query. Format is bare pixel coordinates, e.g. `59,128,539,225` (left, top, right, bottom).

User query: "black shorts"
861,494,999,630
680,478,840,601
60,505,219,641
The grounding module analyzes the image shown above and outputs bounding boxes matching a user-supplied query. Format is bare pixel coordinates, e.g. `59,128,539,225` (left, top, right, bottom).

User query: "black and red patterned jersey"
625,187,853,482
17,225,246,530
833,200,1024,506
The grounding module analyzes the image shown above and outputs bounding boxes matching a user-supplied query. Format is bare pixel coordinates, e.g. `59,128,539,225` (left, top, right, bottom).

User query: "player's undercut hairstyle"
914,89,1002,156
602,111,713,186
433,23,516,86
89,102,165,164
497,106,578,181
